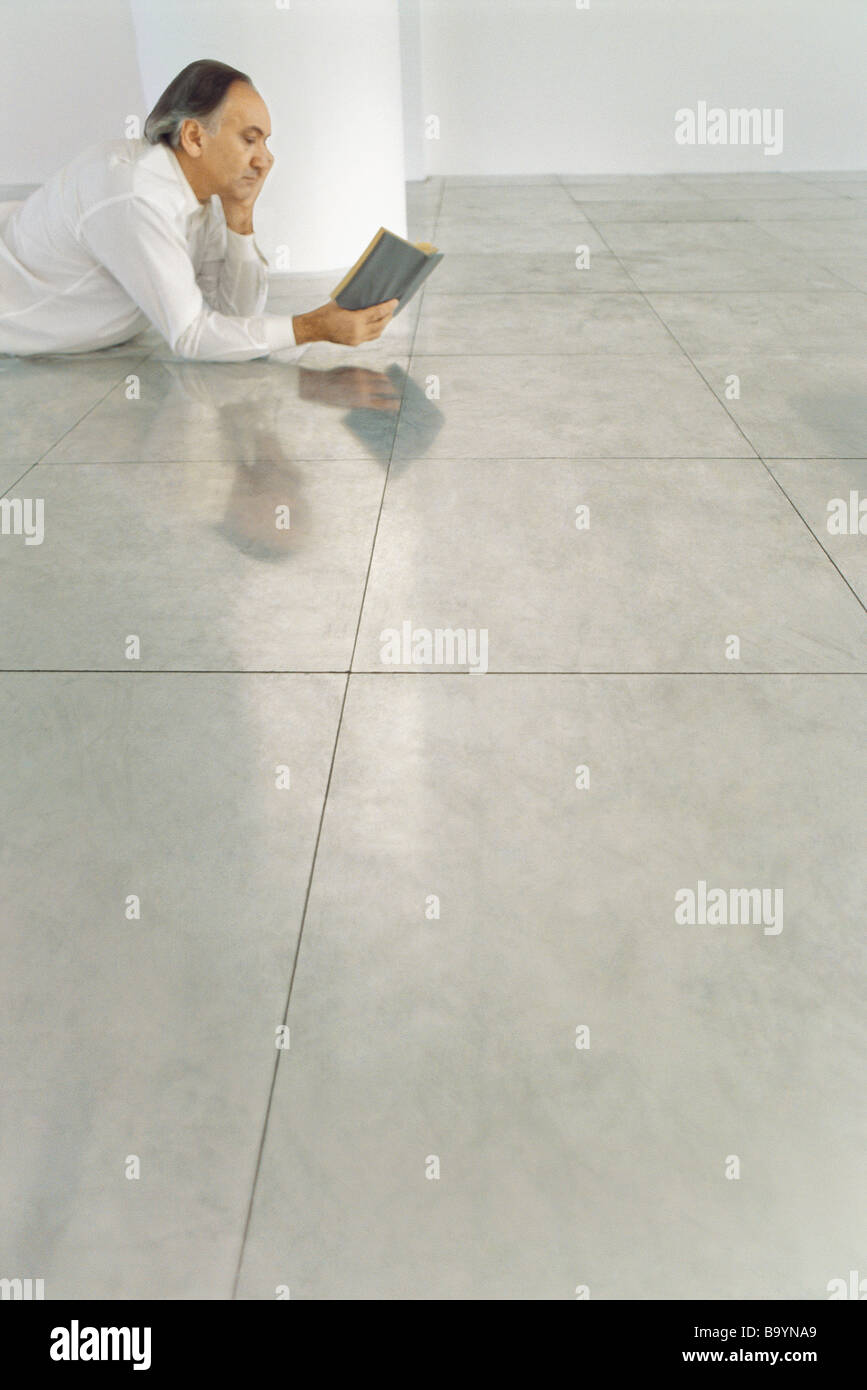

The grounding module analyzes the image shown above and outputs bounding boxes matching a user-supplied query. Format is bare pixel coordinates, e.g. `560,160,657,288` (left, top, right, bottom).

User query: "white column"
129,0,407,273
398,0,427,182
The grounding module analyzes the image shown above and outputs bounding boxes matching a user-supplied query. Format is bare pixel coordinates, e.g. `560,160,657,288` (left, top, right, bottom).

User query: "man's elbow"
170,321,207,361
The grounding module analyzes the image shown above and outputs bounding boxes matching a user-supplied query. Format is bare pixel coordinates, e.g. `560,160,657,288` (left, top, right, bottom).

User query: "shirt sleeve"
195,201,269,318
78,194,307,362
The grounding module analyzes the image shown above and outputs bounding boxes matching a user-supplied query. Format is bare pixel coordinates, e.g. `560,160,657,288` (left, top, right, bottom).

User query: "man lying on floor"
0,59,398,361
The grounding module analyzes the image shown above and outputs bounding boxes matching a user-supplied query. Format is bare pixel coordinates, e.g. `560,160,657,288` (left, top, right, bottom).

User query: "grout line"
22,455,864,466
557,193,867,610
421,288,866,295
756,459,867,618
228,664,351,1301
1,669,864,677
0,461,41,498
229,234,434,1298
0,352,155,500
559,182,767,457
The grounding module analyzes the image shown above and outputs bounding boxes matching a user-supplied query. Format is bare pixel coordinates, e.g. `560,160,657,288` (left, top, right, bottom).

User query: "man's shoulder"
71,138,186,213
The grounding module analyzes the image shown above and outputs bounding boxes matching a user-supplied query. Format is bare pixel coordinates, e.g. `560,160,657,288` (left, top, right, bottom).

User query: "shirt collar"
163,145,210,219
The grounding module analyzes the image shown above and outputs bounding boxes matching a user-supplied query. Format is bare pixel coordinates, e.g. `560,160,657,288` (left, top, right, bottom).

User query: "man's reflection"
141,357,443,560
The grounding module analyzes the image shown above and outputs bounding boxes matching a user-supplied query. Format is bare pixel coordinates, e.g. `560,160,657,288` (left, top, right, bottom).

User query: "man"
0,59,398,360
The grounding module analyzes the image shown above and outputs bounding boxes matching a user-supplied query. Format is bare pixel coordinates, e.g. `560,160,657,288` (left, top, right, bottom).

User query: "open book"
331,227,443,315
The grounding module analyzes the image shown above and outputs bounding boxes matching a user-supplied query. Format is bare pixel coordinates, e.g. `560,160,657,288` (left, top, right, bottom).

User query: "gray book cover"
331,226,444,315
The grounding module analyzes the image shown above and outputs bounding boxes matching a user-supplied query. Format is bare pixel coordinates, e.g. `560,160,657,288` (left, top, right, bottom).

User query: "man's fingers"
366,299,399,321
342,299,398,343
323,299,398,346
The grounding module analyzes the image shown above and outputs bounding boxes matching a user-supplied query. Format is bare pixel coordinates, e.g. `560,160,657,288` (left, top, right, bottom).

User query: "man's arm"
196,202,269,319
198,228,269,318
79,195,397,361
80,194,301,360
212,188,400,348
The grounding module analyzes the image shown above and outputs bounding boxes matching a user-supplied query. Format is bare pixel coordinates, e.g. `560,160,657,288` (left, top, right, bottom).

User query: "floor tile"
646,292,867,357
42,355,411,464
807,254,867,290
353,457,867,672
599,222,853,291
438,186,580,218
576,200,751,223
394,355,751,459
0,353,154,465
672,174,827,199
792,171,867,184
410,293,682,356
0,671,344,1298
431,215,605,255
236,673,866,1299
815,182,867,198
599,223,817,255
705,198,867,221
443,174,560,186
561,176,696,200
426,252,635,294
0,460,35,494
766,459,867,601
407,219,438,244
757,219,867,253
0,460,387,670
693,355,867,458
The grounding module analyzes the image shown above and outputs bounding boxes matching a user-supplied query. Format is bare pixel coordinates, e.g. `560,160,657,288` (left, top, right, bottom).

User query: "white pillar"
129,0,407,273
398,0,427,182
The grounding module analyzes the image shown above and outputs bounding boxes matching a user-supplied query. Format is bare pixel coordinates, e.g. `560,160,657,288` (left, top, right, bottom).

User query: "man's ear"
178,119,205,158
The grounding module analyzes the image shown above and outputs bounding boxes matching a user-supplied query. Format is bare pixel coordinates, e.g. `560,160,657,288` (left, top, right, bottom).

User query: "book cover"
331,226,443,315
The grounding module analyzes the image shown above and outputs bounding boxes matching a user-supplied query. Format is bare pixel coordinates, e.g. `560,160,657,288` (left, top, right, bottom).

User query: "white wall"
130,0,406,271
1,0,863,196
398,0,427,181
0,0,145,182
416,0,867,175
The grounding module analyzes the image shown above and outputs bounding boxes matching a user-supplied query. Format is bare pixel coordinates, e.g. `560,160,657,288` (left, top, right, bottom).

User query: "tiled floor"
1,172,865,1300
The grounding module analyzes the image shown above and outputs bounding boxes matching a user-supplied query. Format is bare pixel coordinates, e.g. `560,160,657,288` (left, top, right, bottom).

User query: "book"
330,227,443,315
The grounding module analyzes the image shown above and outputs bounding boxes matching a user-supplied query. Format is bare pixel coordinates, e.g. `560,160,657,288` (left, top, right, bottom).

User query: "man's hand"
221,151,275,235
292,298,399,347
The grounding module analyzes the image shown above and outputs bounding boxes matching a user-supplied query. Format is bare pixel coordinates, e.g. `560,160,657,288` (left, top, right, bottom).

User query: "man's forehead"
224,83,271,129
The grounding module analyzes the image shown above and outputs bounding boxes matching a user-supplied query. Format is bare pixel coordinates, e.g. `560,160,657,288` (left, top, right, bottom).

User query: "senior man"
0,59,398,360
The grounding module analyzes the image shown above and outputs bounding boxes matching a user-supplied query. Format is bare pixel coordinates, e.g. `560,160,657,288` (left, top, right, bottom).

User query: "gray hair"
144,59,254,148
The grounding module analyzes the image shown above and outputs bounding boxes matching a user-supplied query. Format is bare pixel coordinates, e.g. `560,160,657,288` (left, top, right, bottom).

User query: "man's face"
192,81,274,200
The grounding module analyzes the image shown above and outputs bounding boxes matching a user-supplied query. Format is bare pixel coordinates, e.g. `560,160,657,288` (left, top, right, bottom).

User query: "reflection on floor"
1,172,865,1300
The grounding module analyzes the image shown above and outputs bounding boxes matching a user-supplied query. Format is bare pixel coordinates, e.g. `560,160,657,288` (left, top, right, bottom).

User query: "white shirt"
0,137,308,362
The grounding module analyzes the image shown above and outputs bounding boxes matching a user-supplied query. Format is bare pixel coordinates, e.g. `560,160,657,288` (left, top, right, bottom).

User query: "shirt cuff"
261,313,300,353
